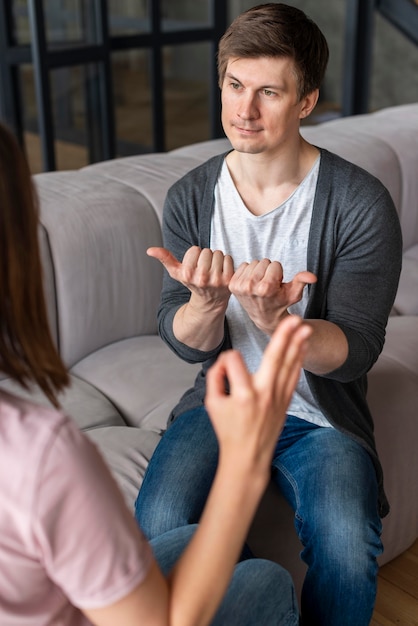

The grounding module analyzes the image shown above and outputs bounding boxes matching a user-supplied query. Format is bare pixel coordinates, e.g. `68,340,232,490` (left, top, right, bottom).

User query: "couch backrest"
35,170,164,368
300,104,418,252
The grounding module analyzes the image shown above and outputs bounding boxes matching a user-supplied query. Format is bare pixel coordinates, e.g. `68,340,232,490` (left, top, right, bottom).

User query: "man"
135,4,402,625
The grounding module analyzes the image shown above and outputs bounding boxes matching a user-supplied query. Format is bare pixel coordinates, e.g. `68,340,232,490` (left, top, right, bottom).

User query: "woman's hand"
205,315,312,474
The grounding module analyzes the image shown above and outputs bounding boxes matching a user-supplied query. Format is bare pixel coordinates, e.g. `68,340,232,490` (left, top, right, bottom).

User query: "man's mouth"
233,124,262,134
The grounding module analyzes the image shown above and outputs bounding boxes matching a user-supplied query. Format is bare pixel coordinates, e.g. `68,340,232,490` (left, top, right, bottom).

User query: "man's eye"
264,89,275,96
231,82,240,89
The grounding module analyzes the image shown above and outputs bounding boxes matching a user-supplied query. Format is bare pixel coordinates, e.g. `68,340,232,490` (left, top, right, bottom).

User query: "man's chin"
225,134,259,152
230,142,263,155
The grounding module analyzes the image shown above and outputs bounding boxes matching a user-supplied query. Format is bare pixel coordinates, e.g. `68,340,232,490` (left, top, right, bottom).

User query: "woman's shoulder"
0,389,68,452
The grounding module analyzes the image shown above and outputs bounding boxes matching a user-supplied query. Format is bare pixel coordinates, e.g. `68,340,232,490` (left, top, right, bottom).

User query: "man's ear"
299,89,320,120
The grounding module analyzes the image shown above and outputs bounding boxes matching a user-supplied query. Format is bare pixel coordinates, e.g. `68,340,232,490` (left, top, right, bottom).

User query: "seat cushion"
71,335,201,432
0,375,125,430
86,425,161,512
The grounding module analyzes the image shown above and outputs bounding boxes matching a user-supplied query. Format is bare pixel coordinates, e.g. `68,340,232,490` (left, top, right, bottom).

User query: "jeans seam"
274,462,303,526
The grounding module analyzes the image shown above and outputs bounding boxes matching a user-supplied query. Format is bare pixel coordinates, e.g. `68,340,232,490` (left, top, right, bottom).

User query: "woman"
0,121,310,625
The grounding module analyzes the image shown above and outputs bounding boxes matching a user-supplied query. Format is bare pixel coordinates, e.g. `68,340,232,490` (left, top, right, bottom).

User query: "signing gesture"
229,258,317,336
147,246,234,303
147,246,234,351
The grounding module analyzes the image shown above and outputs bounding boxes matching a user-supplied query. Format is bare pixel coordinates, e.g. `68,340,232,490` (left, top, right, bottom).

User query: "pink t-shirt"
0,390,154,625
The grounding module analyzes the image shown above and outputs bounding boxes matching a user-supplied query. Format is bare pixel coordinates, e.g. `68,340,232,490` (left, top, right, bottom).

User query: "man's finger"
292,271,317,286
147,247,181,274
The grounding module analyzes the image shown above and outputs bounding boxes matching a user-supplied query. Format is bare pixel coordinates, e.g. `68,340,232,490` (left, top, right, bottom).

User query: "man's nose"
238,93,259,120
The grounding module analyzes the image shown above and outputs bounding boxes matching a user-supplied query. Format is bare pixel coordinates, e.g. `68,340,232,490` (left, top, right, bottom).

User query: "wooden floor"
372,539,418,625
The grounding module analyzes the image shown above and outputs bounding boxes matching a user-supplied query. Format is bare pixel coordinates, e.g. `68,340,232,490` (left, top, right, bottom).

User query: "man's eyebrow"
224,72,283,91
225,72,241,82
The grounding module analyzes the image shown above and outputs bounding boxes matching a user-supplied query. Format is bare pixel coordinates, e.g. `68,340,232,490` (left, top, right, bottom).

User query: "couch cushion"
301,104,418,251
0,375,125,431
86,426,161,512
367,315,418,563
393,245,418,315
300,124,402,213
81,153,209,225
70,335,201,432
34,171,164,368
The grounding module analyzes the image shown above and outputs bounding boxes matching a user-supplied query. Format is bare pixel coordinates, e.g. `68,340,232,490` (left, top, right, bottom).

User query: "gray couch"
2,103,417,596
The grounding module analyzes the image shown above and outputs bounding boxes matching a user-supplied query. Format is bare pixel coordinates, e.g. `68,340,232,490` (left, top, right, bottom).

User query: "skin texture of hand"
147,246,234,307
229,258,317,336
147,246,235,351
147,246,317,351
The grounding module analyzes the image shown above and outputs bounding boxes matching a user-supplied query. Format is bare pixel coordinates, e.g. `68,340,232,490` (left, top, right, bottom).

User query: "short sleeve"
32,417,154,609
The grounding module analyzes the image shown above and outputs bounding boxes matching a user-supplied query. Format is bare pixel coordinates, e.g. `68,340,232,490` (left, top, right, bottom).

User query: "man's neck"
225,139,319,216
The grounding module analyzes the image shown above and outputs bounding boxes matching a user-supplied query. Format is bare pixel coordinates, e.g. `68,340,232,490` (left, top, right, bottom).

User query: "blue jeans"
150,524,299,625
136,408,383,626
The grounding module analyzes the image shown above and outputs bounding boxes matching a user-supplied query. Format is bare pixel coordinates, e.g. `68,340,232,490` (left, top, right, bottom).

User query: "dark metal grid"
0,0,227,171
343,0,418,116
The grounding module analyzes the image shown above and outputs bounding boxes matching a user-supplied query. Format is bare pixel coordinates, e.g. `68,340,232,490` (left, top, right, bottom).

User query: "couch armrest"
367,315,418,563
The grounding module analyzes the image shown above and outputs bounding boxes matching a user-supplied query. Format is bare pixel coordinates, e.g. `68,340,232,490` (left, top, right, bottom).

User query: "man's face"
221,56,308,156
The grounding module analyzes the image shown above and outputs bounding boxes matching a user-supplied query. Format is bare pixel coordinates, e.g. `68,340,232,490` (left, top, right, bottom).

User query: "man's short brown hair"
217,3,329,100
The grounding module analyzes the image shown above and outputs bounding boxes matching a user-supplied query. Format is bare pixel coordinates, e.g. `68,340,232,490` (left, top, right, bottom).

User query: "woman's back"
0,390,152,625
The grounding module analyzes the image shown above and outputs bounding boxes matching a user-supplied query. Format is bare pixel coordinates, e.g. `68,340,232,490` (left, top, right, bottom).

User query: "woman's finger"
255,315,304,389
206,350,252,403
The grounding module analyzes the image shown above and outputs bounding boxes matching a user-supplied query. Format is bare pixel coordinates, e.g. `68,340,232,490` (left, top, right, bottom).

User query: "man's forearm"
173,295,228,351
303,319,348,375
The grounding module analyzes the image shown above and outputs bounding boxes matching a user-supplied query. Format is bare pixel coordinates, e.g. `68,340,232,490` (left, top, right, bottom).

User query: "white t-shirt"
211,158,332,428
0,390,153,625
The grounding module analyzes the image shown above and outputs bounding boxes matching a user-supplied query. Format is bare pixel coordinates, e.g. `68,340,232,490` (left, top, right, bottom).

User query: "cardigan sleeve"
306,151,403,382
156,155,228,364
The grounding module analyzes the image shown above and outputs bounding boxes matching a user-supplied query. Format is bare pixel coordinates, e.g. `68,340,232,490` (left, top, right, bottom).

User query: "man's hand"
147,246,234,309
205,315,312,473
228,258,317,335
147,246,235,351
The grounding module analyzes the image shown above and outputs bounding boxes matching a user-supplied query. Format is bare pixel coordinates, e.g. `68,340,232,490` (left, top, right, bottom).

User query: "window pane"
112,49,154,155
12,0,30,45
44,0,86,46
164,42,211,150
12,1,100,48
108,0,151,35
19,63,89,172
50,64,89,169
161,0,212,31
20,64,42,173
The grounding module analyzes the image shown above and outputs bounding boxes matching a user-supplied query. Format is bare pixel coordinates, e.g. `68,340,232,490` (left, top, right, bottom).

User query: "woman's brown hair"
0,123,69,407
217,3,329,101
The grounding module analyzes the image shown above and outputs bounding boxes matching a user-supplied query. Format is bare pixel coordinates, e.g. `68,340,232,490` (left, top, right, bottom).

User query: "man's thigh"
135,406,218,539
272,418,381,544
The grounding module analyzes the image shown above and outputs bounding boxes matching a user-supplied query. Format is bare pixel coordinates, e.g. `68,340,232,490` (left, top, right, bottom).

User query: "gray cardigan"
157,148,403,517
